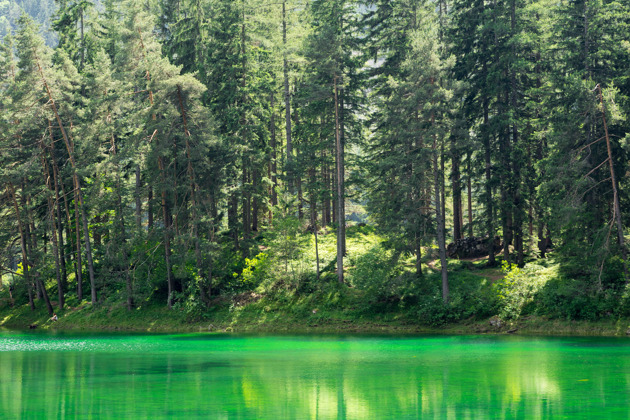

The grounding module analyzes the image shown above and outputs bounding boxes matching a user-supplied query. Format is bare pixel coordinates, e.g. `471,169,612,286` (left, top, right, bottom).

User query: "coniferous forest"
1,0,630,331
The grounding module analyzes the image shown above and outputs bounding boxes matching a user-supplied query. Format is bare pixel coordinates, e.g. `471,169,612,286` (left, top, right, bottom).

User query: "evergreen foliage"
2,0,630,323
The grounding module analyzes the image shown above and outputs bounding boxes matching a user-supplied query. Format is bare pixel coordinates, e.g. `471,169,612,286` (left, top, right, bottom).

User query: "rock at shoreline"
489,316,503,328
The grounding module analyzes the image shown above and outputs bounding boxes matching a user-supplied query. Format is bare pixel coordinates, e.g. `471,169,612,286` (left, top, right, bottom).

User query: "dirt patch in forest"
232,292,262,307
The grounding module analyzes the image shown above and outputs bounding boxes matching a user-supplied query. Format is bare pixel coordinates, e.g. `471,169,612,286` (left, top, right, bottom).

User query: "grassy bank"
2,288,630,337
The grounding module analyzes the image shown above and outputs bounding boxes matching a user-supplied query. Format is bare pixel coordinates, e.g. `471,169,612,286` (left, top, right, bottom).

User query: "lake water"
1,332,629,419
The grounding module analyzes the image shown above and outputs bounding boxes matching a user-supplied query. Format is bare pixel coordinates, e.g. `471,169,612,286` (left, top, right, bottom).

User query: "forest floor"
2,226,629,337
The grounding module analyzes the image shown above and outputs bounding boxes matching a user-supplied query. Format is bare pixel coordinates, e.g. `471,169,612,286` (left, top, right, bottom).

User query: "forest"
1,0,630,331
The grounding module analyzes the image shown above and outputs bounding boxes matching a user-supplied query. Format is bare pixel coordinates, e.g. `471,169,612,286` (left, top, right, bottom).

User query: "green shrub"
493,262,554,320
350,245,404,302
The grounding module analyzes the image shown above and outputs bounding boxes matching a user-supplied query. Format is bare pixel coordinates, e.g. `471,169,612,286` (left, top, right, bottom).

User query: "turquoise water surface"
1,332,629,419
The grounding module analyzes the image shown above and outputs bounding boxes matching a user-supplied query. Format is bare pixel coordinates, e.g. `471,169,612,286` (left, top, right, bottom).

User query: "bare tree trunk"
270,92,278,207
42,155,64,310
483,97,496,265
73,187,83,301
297,168,304,220
56,170,75,285
79,7,85,71
135,165,142,230
415,233,423,277
511,0,524,268
339,86,347,256
434,146,449,304
467,152,474,237
452,138,463,241
7,184,35,311
315,221,320,281
158,157,175,308
597,84,628,280
334,76,344,284
49,138,68,290
283,0,293,192
148,187,154,229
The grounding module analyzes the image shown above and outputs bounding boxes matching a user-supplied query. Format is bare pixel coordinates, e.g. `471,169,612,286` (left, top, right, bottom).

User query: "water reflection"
1,335,629,419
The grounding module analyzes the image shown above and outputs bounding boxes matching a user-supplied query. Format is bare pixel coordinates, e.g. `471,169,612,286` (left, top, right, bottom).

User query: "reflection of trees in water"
0,338,629,419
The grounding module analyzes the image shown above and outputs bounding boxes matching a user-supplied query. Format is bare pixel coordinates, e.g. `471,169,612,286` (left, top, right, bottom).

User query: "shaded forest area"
1,0,630,329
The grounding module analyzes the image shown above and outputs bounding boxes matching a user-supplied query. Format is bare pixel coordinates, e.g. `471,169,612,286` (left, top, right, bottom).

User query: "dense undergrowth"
2,224,630,334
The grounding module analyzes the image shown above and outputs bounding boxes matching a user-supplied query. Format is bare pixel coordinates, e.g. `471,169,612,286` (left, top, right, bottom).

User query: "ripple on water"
0,334,161,353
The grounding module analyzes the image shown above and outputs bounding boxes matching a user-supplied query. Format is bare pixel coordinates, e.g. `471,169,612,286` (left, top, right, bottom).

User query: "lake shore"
2,302,629,337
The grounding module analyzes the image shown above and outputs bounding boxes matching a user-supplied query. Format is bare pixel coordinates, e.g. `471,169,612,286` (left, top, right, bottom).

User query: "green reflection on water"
1,333,629,419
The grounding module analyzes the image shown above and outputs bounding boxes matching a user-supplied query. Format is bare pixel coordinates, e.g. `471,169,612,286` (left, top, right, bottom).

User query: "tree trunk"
339,85,347,256
597,84,628,280
434,146,449,304
483,97,496,265
42,155,64,310
452,136,463,241
270,92,278,207
158,157,175,308
467,151,474,237
135,165,142,230
415,233,423,277
148,187,154,229
50,143,68,290
283,0,293,192
7,184,35,311
334,76,344,284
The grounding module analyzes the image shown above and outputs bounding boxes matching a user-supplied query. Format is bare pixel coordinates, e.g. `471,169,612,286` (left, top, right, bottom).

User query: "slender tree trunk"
283,0,293,192
415,233,423,277
467,152,474,237
510,0,524,267
270,92,278,207
158,157,175,308
452,137,462,241
49,139,68,290
26,200,53,314
148,187,154,229
42,156,64,309
584,0,590,76
597,84,628,280
57,172,75,281
135,165,142,230
434,145,449,304
24,204,42,302
252,168,259,232
440,143,446,236
297,166,304,220
323,150,331,226
483,97,496,265
73,188,83,300
80,7,85,71
334,76,344,284
315,220,320,281
7,184,35,311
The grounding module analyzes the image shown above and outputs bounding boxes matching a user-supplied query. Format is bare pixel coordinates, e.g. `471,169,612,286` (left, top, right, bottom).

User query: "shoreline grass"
2,298,629,337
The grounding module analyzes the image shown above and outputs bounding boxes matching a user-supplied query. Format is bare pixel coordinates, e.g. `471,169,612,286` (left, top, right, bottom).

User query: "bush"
350,245,404,302
534,280,613,320
493,262,553,320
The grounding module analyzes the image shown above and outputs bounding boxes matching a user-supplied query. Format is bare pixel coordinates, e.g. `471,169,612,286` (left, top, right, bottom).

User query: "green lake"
1,332,629,419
